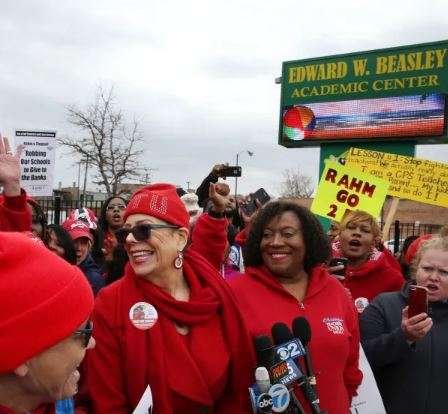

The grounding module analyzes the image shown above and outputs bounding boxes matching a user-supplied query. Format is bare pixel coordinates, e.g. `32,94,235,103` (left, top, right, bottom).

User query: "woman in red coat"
86,183,254,413
334,210,404,313
229,200,362,414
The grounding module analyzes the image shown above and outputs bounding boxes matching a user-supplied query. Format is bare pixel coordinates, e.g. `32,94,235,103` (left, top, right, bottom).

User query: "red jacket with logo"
228,265,362,414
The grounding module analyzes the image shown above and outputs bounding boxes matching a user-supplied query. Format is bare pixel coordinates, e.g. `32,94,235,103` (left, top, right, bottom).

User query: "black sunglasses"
115,223,179,244
73,320,93,348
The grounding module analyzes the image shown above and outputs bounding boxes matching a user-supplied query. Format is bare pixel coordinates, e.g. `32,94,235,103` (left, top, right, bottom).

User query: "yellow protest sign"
345,148,448,207
311,160,390,222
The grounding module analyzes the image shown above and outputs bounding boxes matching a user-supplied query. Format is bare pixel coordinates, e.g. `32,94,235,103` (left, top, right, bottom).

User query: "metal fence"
382,221,443,253
34,197,105,225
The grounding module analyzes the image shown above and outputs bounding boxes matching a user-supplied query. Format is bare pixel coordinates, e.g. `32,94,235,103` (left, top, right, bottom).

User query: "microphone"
270,323,304,387
250,336,274,413
292,317,314,385
254,335,275,368
270,323,306,414
271,322,306,362
292,317,325,414
255,367,271,393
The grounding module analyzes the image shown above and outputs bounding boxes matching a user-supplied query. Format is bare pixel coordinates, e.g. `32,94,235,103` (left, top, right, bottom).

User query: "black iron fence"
34,197,105,225
383,220,443,253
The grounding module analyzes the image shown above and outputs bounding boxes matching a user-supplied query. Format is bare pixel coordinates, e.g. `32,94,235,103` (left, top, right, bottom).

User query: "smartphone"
240,188,271,216
408,285,428,318
219,165,242,177
328,257,348,277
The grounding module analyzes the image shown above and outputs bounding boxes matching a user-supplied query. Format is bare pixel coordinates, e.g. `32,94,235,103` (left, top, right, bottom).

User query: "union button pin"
129,302,158,330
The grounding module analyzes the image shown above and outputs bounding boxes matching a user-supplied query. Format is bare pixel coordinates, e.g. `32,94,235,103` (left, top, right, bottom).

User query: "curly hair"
243,201,330,273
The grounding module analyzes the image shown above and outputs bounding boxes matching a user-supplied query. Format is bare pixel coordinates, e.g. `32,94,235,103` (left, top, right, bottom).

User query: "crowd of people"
1,136,448,414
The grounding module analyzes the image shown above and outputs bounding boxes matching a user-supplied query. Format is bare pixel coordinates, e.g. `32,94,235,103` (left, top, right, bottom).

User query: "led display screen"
282,93,445,142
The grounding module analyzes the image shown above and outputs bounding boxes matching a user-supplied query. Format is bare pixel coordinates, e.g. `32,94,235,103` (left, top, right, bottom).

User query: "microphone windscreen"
292,316,311,345
254,335,273,366
271,322,293,345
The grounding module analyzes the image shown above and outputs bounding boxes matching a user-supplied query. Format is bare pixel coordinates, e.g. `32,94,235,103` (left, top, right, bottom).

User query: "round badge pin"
129,302,158,330
354,297,370,314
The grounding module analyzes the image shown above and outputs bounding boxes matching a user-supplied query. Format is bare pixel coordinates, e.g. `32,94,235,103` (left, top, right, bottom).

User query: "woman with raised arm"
86,183,254,413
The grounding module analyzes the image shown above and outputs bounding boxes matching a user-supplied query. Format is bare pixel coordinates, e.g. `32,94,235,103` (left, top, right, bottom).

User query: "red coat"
84,213,254,413
331,242,404,311
229,265,363,414
0,190,31,232
343,252,404,309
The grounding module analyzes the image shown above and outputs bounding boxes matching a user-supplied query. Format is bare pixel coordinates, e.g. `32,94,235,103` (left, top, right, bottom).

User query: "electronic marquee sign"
279,40,448,147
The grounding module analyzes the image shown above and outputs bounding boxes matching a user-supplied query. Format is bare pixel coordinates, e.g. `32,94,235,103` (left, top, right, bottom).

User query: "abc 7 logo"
257,393,273,412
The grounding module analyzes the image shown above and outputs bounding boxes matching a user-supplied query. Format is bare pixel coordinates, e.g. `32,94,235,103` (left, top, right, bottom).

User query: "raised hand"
0,135,23,197
208,182,230,213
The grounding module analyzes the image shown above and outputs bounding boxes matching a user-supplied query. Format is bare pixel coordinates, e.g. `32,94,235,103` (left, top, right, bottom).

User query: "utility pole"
81,155,89,207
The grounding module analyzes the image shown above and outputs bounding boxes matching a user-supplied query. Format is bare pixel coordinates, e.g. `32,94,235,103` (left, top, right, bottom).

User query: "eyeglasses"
107,204,126,211
73,320,93,348
115,223,179,244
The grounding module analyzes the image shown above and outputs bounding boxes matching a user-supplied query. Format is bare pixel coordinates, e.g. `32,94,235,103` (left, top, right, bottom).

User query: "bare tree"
59,86,145,196
280,167,314,198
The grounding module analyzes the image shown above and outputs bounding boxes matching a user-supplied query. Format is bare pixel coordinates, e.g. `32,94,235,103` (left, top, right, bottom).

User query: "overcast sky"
1,0,447,196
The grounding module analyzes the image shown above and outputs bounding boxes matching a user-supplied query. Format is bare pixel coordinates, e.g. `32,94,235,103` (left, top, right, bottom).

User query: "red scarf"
120,249,255,413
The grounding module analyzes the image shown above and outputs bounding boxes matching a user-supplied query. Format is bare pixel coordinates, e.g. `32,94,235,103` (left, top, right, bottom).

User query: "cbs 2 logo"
276,341,301,361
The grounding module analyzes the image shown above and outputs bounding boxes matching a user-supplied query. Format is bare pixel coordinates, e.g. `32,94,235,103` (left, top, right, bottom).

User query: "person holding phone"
360,236,448,414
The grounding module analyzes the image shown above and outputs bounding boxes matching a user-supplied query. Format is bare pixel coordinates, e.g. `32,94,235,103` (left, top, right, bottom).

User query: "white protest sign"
350,345,385,414
15,130,56,197
132,385,153,414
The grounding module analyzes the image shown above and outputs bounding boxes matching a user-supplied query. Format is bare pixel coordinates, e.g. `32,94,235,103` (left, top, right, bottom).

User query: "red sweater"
0,190,31,232
229,265,363,414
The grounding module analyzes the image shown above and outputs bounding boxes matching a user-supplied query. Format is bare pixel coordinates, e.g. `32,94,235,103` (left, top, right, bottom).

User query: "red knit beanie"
404,234,433,265
124,183,189,228
0,232,94,374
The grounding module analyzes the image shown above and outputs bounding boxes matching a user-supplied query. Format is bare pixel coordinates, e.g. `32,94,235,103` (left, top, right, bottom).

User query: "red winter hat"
404,234,433,265
124,183,189,228
0,232,94,373
62,218,94,242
